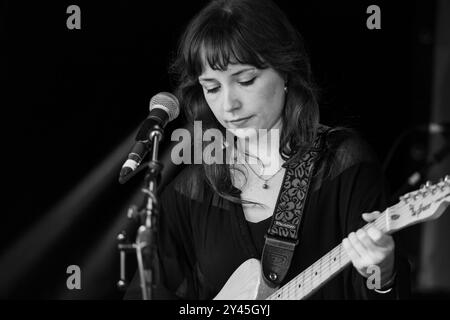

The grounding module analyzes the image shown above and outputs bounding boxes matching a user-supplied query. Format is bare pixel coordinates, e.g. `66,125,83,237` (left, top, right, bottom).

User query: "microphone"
119,92,180,184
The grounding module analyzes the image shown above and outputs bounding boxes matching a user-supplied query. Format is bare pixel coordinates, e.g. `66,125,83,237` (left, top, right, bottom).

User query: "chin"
227,127,259,139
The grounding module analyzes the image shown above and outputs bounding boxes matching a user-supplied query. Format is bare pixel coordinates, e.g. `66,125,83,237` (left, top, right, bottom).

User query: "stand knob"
117,280,128,291
127,205,140,220
117,231,127,243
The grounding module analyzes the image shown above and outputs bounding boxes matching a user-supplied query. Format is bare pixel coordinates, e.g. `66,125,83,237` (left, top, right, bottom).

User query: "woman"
126,0,410,300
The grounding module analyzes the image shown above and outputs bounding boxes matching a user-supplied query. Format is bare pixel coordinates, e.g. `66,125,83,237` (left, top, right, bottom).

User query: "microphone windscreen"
149,92,180,122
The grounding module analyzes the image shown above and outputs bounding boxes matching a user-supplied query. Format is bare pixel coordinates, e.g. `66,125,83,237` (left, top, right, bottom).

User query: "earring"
284,83,288,93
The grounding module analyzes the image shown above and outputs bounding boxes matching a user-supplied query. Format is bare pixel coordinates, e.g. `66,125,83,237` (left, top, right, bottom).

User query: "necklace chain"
243,157,284,189
233,146,284,189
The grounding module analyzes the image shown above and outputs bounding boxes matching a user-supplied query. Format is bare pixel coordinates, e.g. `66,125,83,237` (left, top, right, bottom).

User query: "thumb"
362,211,381,222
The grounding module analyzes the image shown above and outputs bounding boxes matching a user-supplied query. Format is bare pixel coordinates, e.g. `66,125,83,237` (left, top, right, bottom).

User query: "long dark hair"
170,0,320,203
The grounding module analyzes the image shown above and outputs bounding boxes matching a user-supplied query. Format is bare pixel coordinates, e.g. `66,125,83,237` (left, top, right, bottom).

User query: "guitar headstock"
387,175,450,232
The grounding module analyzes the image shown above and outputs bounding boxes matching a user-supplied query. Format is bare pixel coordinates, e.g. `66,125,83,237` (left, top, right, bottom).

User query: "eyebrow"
198,67,255,82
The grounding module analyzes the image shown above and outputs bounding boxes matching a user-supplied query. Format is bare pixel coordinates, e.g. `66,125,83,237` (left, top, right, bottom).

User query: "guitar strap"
261,126,329,286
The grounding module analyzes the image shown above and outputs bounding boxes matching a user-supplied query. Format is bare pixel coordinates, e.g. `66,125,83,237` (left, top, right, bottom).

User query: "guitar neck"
265,177,450,300
266,205,398,300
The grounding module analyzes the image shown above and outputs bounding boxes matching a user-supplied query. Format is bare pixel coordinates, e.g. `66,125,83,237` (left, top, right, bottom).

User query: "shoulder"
318,126,381,180
324,127,378,164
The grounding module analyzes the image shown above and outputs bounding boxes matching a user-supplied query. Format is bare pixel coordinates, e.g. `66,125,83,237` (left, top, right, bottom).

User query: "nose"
223,86,241,113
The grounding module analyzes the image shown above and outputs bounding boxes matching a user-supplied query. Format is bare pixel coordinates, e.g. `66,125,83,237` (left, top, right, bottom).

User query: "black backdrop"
2,0,438,299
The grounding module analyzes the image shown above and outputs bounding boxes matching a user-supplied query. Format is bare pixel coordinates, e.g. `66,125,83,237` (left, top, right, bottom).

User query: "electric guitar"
214,176,450,300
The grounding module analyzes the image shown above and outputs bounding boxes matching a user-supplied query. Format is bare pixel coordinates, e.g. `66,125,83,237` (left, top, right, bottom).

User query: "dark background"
2,0,448,299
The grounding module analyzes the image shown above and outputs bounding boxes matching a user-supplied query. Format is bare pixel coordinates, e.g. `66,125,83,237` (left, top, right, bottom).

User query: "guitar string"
279,214,389,299
270,241,345,299
279,215,387,299
269,210,387,299
270,173,448,298
267,208,392,299
270,241,350,299
269,189,449,299
275,215,379,298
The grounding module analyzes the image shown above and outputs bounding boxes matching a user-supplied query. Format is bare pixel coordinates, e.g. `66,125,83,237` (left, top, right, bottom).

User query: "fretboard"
266,205,399,300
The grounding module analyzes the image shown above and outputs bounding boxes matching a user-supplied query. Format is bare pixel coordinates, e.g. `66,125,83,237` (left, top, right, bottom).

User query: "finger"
367,226,393,248
362,211,381,222
356,229,383,262
342,238,363,269
348,231,369,259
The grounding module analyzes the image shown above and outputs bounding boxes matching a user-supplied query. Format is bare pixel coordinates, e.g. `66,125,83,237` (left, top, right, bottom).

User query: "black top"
248,218,271,256
124,127,410,300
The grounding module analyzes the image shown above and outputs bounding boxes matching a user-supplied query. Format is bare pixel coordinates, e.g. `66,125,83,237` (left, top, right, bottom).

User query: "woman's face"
198,63,286,132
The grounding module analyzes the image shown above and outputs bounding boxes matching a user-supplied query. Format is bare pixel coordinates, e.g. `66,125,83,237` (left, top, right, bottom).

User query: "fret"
310,264,315,293
303,268,311,299
301,268,310,299
326,251,332,280
286,279,291,299
295,275,301,300
285,282,291,299
274,286,282,300
292,277,297,299
329,249,336,275
308,267,314,296
338,244,342,271
329,250,334,277
308,269,313,296
301,268,305,298
314,258,322,293
319,255,323,284
280,284,287,299
291,278,297,300
324,253,330,279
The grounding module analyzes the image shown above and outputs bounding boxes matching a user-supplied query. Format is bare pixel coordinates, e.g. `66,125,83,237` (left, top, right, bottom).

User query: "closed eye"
239,78,256,86
204,77,256,94
206,87,220,94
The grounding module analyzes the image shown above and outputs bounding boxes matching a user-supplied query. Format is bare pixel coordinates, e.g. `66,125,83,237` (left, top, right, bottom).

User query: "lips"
227,115,254,126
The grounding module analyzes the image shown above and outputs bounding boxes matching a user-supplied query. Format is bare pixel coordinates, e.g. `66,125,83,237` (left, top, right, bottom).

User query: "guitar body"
214,258,277,300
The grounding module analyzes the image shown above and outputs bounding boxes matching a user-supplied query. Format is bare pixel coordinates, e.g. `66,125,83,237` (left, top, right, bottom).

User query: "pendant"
262,183,269,189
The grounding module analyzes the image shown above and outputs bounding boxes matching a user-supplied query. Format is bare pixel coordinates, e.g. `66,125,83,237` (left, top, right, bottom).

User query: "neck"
235,118,284,174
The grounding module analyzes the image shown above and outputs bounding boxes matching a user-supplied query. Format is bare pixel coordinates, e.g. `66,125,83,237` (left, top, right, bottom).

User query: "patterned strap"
261,127,329,286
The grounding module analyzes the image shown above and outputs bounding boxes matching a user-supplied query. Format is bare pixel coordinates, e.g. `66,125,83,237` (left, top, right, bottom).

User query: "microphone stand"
117,125,164,300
